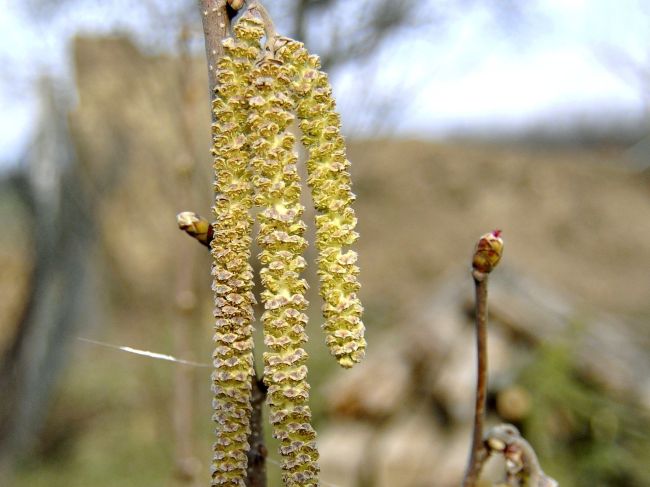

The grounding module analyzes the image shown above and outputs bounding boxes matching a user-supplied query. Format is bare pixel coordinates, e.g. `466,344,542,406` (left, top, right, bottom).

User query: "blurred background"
1,1,649,486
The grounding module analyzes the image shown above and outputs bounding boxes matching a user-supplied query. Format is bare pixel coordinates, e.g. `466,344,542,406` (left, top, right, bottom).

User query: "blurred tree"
0,78,97,482
9,0,543,136
280,0,419,71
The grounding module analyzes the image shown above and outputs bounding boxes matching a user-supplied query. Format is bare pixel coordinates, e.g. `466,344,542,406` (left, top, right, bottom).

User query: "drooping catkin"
208,5,366,483
277,39,366,368
247,46,320,486
210,15,264,486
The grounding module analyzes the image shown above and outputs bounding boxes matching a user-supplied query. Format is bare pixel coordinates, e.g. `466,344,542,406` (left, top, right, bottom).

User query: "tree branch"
463,274,490,487
463,230,504,487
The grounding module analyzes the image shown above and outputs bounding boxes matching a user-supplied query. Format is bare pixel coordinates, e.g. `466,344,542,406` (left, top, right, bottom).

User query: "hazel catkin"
209,14,264,486
246,49,320,486
276,38,366,369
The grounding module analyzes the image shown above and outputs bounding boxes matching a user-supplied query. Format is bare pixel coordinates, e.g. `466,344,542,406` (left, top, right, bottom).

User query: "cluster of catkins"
209,10,366,487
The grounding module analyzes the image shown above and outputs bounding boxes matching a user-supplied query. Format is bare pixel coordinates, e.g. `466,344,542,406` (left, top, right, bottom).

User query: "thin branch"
463,230,504,487
463,274,489,487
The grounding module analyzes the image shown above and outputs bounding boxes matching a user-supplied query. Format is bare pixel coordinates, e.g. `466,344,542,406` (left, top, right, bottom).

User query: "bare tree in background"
0,79,97,482
283,0,419,71
8,0,542,138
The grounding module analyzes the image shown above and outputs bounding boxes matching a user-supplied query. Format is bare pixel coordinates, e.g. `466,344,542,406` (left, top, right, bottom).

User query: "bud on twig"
472,230,504,276
177,211,213,247
464,230,504,487
227,0,246,11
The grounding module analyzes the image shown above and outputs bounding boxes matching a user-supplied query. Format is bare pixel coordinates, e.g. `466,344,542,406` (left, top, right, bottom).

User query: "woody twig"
463,230,504,487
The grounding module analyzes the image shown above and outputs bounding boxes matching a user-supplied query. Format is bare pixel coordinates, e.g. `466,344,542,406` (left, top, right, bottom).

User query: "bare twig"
464,274,489,486
463,230,504,487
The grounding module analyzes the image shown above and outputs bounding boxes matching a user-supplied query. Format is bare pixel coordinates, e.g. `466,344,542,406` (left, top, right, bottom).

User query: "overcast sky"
1,0,649,166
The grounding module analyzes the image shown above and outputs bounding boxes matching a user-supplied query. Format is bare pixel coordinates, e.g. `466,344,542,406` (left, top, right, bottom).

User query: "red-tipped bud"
472,230,504,274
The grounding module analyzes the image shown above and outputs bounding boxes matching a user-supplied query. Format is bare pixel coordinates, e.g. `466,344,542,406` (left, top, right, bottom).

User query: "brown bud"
227,0,245,10
472,230,503,274
177,211,212,247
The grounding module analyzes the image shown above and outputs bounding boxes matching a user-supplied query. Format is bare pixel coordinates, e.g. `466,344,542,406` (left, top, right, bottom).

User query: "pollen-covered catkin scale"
246,46,320,486
209,15,264,486
276,39,366,368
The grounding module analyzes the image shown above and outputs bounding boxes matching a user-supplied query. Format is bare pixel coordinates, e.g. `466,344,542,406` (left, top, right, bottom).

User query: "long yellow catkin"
210,6,365,483
247,43,320,486
210,15,264,486
277,39,366,369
